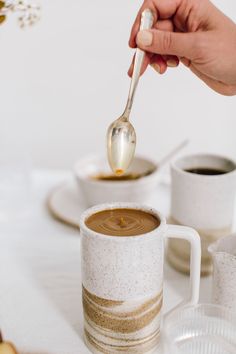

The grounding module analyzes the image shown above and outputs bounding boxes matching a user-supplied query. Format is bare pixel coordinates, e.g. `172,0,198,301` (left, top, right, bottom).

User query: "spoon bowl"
107,117,136,175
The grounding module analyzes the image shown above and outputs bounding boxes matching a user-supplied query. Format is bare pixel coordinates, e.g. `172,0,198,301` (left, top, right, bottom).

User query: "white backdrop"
0,0,235,168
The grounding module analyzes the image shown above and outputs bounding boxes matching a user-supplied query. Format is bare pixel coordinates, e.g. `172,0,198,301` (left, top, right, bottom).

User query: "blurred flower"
0,0,41,28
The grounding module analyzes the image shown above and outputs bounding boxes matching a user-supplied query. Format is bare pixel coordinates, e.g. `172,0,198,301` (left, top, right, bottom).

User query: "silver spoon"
107,9,154,176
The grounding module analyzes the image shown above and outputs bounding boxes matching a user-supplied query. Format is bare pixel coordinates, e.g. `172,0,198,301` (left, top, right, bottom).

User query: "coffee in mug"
85,208,159,236
185,167,228,175
91,168,155,181
80,203,201,354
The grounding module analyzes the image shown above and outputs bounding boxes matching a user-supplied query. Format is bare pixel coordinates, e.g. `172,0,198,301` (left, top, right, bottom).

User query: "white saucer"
47,179,83,228
47,178,171,229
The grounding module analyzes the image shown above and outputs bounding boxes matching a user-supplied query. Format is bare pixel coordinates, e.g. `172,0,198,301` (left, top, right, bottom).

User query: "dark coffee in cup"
169,154,236,276
185,167,228,175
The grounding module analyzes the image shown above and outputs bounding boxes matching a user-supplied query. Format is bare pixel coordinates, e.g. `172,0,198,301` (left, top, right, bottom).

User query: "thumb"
136,29,197,59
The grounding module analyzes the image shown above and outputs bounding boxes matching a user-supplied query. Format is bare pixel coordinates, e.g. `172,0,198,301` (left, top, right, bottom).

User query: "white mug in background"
209,234,236,310
80,203,201,354
168,154,236,275
74,155,161,207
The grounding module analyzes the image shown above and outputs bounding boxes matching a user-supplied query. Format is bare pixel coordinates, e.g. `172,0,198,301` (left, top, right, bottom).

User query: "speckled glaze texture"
80,203,201,354
80,203,165,354
209,234,236,310
169,154,236,275
74,155,161,207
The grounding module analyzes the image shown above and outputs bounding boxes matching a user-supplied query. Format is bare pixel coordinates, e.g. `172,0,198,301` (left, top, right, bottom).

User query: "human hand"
129,0,236,96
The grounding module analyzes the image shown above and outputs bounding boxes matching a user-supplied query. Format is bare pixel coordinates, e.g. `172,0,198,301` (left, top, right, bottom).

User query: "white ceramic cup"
209,234,236,310
80,203,201,354
74,155,161,207
168,154,236,275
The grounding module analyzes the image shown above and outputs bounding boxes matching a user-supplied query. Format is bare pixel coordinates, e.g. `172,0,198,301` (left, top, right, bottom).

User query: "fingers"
129,1,158,48
154,19,174,32
128,18,179,77
128,52,152,77
129,0,179,48
136,29,197,59
154,20,180,67
180,57,191,67
153,20,179,68
128,52,178,77
150,55,168,74
164,55,179,67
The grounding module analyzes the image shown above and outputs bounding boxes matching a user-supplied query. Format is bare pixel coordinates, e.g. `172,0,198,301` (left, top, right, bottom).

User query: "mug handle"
164,224,201,315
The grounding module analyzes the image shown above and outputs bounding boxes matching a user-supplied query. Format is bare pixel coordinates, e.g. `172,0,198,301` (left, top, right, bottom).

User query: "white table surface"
0,170,213,354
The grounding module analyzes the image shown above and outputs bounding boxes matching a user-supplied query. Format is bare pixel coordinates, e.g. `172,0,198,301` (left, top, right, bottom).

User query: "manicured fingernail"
151,63,161,74
167,59,178,67
137,30,153,46
181,57,191,67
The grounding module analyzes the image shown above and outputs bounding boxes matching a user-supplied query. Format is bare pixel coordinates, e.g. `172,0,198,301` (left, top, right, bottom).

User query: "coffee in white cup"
168,154,236,275
74,155,161,206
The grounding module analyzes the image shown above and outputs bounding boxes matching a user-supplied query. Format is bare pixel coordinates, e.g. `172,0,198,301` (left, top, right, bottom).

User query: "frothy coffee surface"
85,208,160,236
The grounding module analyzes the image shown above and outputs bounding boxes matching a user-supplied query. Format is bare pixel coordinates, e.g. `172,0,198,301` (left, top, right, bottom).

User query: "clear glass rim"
163,303,236,354
164,302,236,335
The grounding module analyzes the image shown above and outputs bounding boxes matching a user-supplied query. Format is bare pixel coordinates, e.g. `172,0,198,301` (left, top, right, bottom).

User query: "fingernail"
137,30,153,46
181,57,191,67
167,59,178,67
151,63,161,74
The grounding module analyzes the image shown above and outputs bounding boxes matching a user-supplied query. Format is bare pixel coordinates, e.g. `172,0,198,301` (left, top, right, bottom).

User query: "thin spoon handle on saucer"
124,9,154,118
158,139,189,169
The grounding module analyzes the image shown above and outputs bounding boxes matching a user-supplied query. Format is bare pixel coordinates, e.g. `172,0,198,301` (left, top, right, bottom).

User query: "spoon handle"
158,139,189,169
124,9,154,118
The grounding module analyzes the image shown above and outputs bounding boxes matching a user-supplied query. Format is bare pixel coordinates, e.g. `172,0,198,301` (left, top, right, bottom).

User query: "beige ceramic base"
84,330,159,354
166,216,232,276
167,241,212,276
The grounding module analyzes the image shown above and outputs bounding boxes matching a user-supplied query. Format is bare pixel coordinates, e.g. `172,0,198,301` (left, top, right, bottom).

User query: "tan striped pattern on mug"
82,286,163,353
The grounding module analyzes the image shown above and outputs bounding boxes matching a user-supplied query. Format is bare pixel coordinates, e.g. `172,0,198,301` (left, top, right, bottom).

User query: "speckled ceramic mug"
74,155,160,207
80,203,201,354
168,154,236,275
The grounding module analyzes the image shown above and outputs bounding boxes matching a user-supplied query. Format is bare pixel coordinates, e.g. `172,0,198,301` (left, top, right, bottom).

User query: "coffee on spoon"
94,140,188,182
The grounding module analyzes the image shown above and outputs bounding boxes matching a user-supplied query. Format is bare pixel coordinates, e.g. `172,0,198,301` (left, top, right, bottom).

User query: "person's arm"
129,0,236,96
